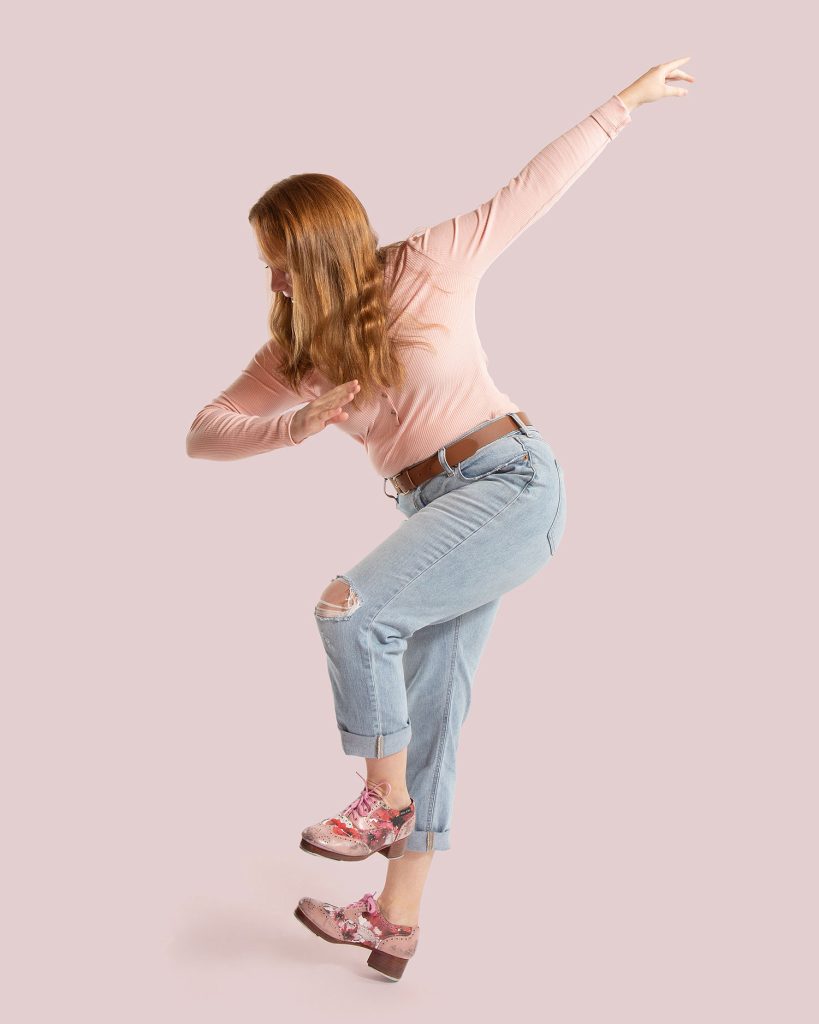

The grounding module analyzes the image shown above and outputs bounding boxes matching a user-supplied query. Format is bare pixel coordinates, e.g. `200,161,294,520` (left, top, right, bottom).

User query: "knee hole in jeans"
314,574,362,619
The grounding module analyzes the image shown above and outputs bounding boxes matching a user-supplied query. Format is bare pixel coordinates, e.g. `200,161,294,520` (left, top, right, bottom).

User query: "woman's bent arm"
185,338,307,460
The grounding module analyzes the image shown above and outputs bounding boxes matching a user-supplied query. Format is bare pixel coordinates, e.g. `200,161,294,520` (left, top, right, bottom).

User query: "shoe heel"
378,835,408,859
367,947,409,980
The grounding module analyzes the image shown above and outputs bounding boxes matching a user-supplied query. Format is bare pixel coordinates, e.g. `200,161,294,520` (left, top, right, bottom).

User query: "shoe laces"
353,891,380,917
341,771,392,820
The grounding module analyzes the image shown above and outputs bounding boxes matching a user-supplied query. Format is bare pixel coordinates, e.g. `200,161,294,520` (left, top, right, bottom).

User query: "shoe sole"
299,834,409,861
293,905,411,980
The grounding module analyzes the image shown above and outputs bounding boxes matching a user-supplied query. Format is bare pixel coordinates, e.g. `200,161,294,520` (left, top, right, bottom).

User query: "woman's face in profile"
256,242,293,299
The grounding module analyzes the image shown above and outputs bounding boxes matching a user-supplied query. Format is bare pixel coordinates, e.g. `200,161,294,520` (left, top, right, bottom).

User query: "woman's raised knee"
314,575,362,619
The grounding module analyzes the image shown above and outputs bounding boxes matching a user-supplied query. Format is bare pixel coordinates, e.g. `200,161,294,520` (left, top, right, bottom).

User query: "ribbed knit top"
186,93,632,480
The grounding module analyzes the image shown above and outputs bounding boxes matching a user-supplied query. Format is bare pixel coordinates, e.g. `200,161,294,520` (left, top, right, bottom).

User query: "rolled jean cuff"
405,828,452,852
338,722,412,758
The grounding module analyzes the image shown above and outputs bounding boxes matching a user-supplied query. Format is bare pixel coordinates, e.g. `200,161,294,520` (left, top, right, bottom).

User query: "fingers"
662,59,694,97
662,56,693,70
317,380,360,408
315,379,361,428
665,78,691,96
333,379,360,404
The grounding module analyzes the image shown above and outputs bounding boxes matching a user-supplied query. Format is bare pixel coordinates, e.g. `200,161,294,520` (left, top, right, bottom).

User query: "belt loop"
437,447,456,477
508,411,532,436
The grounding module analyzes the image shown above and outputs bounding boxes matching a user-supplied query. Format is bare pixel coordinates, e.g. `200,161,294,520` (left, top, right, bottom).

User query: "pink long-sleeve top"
186,94,631,480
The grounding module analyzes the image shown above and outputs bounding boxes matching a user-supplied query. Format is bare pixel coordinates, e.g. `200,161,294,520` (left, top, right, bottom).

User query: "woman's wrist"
615,87,641,114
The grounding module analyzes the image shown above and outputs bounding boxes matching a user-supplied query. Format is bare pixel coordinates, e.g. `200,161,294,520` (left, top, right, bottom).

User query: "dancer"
186,58,694,980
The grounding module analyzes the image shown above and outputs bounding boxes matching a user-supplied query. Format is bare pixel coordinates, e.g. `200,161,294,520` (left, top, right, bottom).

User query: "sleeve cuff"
285,407,303,445
589,94,632,139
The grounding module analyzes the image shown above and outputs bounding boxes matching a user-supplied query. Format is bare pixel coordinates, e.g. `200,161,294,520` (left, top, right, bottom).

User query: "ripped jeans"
313,413,567,852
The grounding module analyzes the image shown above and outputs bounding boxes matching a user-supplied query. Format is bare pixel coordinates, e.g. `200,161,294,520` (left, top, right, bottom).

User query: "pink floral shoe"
300,772,416,862
294,890,420,980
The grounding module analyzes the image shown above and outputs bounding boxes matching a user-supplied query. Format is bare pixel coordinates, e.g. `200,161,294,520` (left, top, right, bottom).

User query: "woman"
186,58,694,980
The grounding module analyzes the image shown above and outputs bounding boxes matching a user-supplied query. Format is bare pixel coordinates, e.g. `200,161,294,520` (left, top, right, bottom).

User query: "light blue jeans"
313,412,567,852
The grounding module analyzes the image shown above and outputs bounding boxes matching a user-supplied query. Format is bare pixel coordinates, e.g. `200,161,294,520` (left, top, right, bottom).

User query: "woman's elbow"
185,410,212,459
186,431,203,458
184,405,212,458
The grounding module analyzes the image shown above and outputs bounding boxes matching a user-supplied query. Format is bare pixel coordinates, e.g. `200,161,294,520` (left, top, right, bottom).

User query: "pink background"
4,2,816,1021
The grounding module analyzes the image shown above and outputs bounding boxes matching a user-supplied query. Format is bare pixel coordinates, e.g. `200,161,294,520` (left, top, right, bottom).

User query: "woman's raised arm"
408,58,694,281
407,93,633,280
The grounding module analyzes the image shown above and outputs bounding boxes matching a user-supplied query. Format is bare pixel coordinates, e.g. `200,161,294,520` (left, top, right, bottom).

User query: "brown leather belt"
388,411,533,495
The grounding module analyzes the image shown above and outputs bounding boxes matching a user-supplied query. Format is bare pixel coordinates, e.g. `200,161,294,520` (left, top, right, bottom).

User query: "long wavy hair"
248,173,444,412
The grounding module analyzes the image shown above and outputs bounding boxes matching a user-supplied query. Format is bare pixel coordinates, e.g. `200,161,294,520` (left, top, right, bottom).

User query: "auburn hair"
248,172,444,412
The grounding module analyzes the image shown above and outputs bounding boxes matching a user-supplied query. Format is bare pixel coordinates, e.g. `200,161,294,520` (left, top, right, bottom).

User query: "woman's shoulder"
379,232,468,287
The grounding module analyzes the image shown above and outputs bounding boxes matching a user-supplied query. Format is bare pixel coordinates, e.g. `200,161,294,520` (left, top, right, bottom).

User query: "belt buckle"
389,470,409,495
399,466,418,493
392,460,425,495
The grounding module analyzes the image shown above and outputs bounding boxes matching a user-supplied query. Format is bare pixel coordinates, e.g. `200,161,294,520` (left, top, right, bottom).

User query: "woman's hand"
617,57,695,113
290,379,362,444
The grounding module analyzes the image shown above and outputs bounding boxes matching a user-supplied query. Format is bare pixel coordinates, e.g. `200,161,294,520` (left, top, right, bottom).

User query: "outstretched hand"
290,379,362,444
617,57,695,112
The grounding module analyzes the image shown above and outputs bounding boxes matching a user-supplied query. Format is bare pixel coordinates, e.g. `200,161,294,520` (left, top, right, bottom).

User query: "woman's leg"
377,851,435,927
363,747,411,808
367,599,502,926
401,601,501,851
354,598,501,847
312,431,549,766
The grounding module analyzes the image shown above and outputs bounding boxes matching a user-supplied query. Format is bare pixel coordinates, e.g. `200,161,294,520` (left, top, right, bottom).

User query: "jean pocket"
546,459,566,555
454,433,531,482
